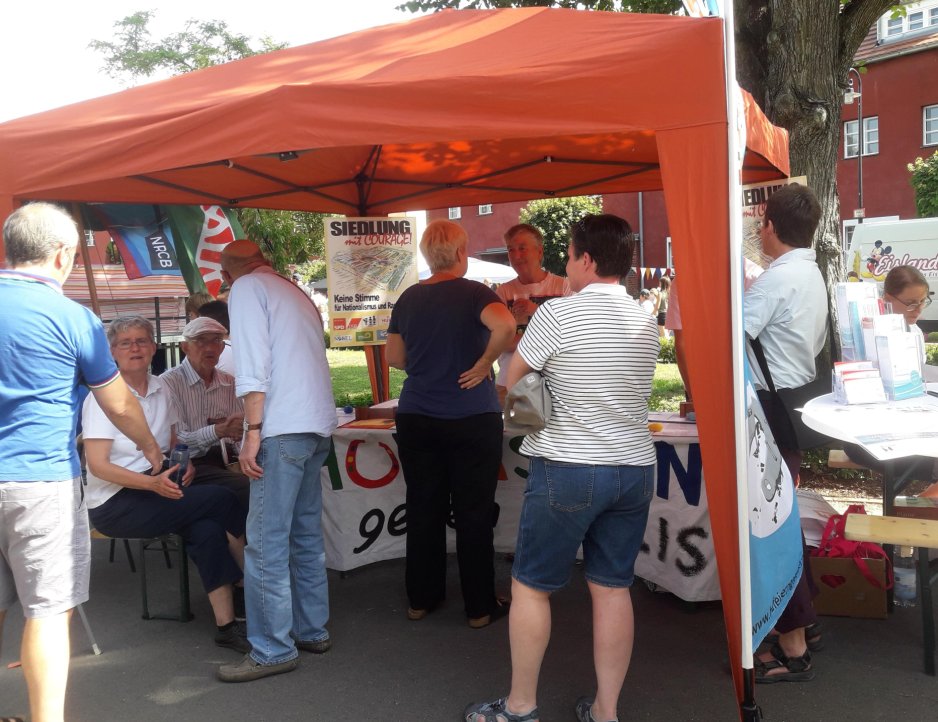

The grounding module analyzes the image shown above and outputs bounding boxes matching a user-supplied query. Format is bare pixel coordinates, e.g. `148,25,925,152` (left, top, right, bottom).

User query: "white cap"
182,317,228,340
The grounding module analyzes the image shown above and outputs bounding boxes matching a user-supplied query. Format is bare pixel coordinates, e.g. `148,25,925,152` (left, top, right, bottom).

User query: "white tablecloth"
319,411,720,601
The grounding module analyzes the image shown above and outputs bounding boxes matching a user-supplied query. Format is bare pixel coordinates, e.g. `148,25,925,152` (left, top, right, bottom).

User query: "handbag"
810,504,893,590
750,335,833,451
504,371,552,434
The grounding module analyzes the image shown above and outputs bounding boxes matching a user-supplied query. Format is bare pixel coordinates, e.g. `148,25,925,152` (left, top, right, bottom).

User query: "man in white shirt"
744,184,826,685
495,224,570,401
217,241,337,683
160,317,249,511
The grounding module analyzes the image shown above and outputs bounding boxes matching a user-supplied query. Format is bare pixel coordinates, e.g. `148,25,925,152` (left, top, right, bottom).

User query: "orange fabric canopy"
0,8,789,712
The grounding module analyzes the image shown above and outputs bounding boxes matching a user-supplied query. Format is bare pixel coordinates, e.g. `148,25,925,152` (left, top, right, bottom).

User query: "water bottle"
169,443,190,488
894,545,917,608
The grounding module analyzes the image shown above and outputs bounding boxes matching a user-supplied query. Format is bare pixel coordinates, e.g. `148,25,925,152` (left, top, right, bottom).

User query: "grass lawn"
329,348,686,411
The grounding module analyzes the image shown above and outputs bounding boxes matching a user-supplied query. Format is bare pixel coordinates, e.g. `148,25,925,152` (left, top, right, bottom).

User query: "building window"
931,7,938,24
478,204,493,216
909,11,925,30
886,16,903,36
84,230,95,247
925,105,938,146
879,2,938,39
844,117,879,158
448,207,461,220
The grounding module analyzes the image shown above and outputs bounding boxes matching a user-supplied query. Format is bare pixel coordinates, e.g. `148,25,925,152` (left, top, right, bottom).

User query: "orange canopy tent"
0,7,788,714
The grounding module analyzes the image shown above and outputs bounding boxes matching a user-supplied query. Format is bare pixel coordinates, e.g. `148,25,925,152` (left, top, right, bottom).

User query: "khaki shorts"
0,477,90,618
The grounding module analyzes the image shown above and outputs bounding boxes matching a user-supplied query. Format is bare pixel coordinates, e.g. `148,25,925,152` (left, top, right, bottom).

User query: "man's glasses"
114,338,153,350
192,336,226,347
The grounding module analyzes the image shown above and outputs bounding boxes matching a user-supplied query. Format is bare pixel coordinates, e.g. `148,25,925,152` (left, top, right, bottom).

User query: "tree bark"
735,0,896,357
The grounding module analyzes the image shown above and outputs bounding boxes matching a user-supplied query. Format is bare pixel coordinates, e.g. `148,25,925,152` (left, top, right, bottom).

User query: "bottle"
169,443,190,488
894,545,917,608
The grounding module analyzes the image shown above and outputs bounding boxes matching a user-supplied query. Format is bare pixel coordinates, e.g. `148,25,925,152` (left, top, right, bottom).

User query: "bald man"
216,241,337,683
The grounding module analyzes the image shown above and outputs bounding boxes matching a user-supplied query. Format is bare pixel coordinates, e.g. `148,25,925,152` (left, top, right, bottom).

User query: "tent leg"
740,668,763,721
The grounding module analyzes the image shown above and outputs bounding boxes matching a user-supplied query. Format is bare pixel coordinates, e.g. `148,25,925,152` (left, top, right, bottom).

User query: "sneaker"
217,654,298,683
215,622,250,654
295,636,332,654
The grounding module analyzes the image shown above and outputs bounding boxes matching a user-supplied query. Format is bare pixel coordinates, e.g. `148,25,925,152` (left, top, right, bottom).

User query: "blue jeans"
512,457,653,592
245,433,331,665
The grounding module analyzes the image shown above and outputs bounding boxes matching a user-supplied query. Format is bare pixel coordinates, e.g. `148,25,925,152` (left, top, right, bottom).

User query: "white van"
846,218,938,333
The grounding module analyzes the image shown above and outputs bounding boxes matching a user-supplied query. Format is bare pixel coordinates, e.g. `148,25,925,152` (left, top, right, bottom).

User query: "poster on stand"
325,217,418,347
741,175,807,270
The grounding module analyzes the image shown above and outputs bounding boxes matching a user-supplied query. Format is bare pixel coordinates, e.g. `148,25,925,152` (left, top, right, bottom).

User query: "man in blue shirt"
0,203,162,722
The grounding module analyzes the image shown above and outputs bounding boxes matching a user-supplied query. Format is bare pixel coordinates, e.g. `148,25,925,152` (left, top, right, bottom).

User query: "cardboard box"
809,556,888,619
894,496,938,521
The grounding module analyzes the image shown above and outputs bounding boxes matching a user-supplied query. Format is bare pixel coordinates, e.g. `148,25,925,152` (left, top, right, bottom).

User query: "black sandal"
765,621,824,652
755,643,814,684
463,697,539,722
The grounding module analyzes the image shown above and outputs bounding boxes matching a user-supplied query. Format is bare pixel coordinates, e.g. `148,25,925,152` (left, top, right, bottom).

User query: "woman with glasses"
82,316,249,653
845,266,935,482
883,265,932,359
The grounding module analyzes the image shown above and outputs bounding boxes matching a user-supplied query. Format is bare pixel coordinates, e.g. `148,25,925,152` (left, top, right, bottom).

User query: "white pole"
718,0,755,670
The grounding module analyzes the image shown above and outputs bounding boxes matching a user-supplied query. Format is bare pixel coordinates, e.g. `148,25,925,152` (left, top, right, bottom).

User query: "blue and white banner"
745,363,804,648
92,204,181,279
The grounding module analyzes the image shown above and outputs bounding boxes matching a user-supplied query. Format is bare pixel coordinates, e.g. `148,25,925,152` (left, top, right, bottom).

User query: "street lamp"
844,67,864,224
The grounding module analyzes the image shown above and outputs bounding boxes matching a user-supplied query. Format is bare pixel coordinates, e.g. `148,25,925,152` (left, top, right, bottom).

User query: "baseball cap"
182,317,228,340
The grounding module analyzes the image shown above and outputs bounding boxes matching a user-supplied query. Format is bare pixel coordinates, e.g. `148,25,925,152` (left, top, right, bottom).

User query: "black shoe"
296,636,332,654
215,622,250,654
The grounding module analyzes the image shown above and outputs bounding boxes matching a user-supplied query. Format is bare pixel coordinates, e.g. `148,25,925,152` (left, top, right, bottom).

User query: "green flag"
164,205,243,297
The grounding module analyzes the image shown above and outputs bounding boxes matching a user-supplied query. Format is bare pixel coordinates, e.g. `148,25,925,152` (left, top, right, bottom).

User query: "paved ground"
2,541,937,721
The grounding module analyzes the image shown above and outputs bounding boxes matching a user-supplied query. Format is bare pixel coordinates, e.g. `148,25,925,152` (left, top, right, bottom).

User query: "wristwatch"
242,421,263,432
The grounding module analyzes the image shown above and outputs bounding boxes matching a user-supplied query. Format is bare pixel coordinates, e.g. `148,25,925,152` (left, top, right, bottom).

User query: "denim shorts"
512,457,653,592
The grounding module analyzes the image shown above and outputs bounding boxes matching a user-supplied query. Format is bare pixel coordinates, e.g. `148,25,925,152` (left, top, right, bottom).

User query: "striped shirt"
160,358,242,457
517,282,659,465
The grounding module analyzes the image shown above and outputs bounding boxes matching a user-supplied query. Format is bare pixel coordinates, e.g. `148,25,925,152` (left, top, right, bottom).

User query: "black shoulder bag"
750,335,833,451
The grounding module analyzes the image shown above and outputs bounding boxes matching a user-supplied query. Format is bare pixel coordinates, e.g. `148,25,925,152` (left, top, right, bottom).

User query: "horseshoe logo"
345,439,400,489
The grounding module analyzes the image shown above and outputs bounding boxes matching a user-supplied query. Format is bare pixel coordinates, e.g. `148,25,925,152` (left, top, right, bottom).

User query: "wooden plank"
845,514,938,547
828,449,867,470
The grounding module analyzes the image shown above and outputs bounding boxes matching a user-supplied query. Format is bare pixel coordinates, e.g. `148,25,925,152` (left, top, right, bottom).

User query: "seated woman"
82,316,248,653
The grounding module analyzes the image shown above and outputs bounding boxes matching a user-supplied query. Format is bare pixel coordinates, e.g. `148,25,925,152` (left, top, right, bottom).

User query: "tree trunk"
735,0,896,358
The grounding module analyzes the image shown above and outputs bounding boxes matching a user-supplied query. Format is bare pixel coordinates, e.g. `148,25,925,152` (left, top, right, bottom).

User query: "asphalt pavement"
1,541,936,721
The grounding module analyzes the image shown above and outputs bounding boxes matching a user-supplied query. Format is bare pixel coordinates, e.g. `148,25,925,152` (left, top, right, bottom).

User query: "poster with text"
742,175,807,271
325,217,418,347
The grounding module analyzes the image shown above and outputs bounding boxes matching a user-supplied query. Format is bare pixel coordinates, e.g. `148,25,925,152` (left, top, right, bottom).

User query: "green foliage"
926,343,938,365
658,336,675,364
801,447,874,482
91,11,325,271
908,152,938,219
238,209,326,275
328,349,407,407
302,259,328,282
648,363,684,412
518,196,602,276
89,10,285,82
397,0,682,14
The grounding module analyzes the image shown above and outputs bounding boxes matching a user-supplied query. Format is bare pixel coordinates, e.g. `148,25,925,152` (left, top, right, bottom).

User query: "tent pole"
365,344,389,403
71,203,102,319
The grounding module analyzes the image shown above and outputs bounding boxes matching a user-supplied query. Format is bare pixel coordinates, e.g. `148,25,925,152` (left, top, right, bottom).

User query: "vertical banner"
745,365,803,649
164,205,244,297
325,217,418,347
92,204,182,279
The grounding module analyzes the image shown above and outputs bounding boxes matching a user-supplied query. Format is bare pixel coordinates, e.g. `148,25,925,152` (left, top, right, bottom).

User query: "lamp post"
844,67,864,224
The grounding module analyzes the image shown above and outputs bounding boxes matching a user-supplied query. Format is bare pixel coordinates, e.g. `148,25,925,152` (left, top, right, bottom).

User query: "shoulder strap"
749,335,777,394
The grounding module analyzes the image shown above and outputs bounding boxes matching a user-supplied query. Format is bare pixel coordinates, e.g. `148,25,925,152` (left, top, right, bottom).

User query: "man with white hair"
0,202,162,722
495,224,570,402
160,317,250,512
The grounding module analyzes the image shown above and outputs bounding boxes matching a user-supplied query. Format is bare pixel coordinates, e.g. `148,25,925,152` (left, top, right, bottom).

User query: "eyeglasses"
114,338,153,350
888,293,933,311
192,336,225,347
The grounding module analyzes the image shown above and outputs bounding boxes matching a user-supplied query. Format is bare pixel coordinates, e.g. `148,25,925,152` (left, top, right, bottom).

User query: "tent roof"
0,8,787,216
